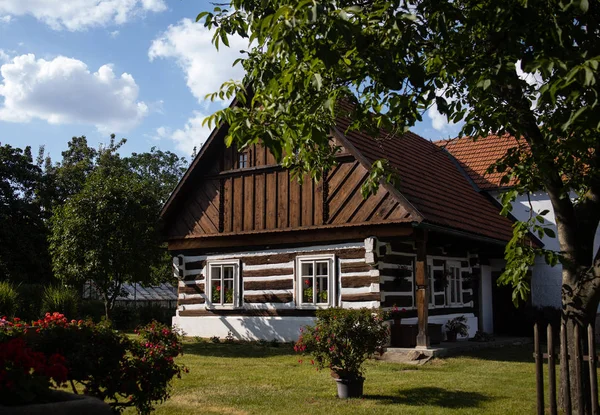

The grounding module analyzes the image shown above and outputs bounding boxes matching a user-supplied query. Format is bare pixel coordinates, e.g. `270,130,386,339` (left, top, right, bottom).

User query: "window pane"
223,278,234,304
211,265,221,280
316,261,328,276
316,276,328,304
223,265,234,280
301,262,313,277
302,276,313,303
212,279,222,304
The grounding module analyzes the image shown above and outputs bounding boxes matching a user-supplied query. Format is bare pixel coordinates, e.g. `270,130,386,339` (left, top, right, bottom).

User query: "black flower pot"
446,331,458,342
335,377,365,399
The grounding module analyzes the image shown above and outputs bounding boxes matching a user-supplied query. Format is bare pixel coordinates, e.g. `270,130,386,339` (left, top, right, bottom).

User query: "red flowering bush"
0,337,68,406
294,308,388,380
0,313,187,414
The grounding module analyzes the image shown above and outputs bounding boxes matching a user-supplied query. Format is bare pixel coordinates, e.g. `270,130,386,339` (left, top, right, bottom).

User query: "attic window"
238,152,249,169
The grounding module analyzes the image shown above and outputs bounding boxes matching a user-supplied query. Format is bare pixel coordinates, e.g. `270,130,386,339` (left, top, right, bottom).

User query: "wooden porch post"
415,229,429,349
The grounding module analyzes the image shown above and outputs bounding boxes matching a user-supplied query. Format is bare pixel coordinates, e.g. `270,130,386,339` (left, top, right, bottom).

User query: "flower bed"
0,313,187,414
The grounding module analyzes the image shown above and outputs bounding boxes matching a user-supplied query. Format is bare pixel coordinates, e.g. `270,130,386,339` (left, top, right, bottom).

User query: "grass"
129,340,543,415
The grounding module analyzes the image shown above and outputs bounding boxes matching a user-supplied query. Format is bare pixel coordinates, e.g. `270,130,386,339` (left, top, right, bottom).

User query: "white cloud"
516,60,543,88
0,0,166,31
155,112,212,155
0,50,9,63
109,30,120,38
0,15,12,24
149,18,247,102
0,54,148,132
427,103,454,132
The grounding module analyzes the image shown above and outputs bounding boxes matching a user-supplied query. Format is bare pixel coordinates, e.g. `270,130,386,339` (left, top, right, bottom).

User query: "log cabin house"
160,106,522,346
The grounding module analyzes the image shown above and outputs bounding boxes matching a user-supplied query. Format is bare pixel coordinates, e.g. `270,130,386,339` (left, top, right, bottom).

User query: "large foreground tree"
199,0,600,411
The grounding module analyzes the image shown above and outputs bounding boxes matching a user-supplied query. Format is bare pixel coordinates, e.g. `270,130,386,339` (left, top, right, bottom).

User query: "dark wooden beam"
415,229,430,348
168,223,414,251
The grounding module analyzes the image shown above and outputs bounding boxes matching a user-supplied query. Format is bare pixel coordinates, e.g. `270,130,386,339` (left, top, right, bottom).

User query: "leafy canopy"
200,0,600,303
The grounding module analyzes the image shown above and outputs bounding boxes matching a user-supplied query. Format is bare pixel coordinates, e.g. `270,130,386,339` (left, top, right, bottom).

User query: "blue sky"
0,1,462,162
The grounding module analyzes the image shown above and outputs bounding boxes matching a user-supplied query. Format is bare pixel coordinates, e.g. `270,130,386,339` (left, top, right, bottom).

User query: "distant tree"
0,144,52,284
49,147,164,318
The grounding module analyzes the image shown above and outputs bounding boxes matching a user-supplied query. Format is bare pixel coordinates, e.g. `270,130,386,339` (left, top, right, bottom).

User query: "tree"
199,0,600,411
0,144,52,284
49,148,165,318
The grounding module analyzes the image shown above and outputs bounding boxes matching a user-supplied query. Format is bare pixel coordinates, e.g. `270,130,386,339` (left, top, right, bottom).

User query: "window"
208,260,240,307
446,261,462,306
297,255,336,306
238,152,249,168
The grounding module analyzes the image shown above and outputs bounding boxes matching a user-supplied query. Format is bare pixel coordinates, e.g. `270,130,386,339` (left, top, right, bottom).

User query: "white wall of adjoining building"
489,190,600,309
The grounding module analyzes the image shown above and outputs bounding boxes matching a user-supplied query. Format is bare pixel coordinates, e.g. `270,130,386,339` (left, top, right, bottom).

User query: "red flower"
216,286,221,291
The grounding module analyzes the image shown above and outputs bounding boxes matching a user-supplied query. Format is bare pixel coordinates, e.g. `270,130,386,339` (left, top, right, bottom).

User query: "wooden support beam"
168,223,413,251
415,229,429,349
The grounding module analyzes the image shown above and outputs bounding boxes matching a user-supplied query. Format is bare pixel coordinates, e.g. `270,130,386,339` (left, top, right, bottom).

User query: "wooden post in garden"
574,324,584,415
534,323,544,415
561,323,572,415
415,229,429,349
588,324,598,415
548,324,557,415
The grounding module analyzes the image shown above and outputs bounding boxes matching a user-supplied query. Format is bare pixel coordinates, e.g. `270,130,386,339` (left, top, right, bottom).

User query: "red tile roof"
334,115,516,242
436,135,527,190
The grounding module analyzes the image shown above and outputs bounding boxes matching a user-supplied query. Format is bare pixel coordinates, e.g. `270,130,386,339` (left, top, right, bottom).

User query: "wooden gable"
165,138,419,240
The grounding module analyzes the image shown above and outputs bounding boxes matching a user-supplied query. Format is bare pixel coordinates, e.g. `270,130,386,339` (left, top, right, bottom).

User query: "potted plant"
294,308,388,398
445,315,469,342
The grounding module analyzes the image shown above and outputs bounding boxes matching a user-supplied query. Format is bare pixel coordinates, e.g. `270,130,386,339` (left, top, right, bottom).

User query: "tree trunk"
560,267,600,414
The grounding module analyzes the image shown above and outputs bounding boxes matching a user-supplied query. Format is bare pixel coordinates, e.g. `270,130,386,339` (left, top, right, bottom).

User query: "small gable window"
238,152,249,169
208,260,241,307
296,255,336,307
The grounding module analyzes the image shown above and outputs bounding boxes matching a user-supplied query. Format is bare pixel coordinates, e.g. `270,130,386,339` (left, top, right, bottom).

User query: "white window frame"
445,260,463,307
427,258,447,308
207,259,241,309
296,255,336,309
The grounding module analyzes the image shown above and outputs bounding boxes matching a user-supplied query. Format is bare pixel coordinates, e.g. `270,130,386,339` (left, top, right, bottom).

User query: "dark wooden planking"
302,176,314,227
326,161,356,198
243,175,255,231
179,284,205,295
169,225,413,250
314,180,324,226
340,262,372,273
341,293,380,302
255,173,266,230
244,279,293,290
243,268,294,278
328,165,369,223
178,297,206,305
242,248,365,266
185,260,206,270
245,293,293,303
341,276,379,288
266,172,278,229
277,170,289,228
351,188,389,223
233,176,244,232
289,177,302,228
381,295,413,308
223,177,233,233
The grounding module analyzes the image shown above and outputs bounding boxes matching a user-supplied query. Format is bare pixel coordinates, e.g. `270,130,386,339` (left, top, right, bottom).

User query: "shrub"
294,308,388,380
79,300,105,322
0,337,68,406
41,286,79,318
0,281,19,318
16,284,45,321
445,315,469,337
0,313,187,414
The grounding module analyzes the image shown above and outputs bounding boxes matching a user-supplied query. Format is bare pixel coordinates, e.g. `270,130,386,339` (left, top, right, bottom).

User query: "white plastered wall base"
400,313,478,339
173,316,316,342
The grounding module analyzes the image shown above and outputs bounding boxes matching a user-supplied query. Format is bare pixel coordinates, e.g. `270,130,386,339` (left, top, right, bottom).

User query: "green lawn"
130,340,542,415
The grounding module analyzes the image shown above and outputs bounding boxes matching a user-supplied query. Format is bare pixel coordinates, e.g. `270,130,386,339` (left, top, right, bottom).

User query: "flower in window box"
212,285,221,303
224,288,233,304
318,291,328,303
303,287,313,303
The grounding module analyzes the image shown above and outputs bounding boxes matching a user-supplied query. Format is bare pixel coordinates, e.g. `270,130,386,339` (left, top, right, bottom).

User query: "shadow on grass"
183,341,296,358
460,344,534,363
366,387,493,408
